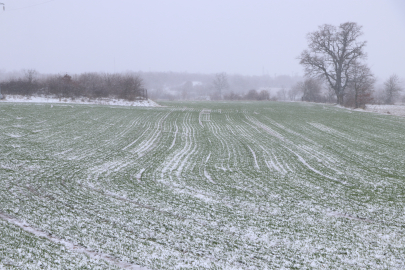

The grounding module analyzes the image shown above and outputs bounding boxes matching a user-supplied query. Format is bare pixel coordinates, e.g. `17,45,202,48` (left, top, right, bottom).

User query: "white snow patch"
336,103,405,117
286,147,347,184
247,145,260,170
364,104,405,117
136,169,145,182
204,168,216,184
6,133,22,138
0,95,160,107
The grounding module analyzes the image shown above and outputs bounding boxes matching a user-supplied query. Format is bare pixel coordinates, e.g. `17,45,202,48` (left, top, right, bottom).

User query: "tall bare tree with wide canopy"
299,22,367,105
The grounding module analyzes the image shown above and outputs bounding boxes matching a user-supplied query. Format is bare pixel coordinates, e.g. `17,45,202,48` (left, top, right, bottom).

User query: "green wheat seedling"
0,101,404,269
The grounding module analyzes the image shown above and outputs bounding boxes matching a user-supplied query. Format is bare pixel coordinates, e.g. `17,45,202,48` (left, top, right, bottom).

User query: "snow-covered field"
364,104,405,117
1,101,405,269
1,95,160,107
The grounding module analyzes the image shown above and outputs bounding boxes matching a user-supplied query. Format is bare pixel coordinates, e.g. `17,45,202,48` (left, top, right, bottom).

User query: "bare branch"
298,22,367,105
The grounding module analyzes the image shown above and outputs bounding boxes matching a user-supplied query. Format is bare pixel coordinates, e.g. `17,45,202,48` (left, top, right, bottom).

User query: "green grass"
1,101,405,269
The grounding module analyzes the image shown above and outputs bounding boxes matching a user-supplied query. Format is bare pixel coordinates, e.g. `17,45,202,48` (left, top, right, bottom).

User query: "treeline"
223,89,271,101
289,75,404,108
1,69,402,106
1,70,303,102
145,72,301,101
0,70,146,101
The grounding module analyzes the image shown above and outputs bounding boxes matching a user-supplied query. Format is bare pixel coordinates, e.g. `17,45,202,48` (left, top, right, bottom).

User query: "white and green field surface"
1,101,405,269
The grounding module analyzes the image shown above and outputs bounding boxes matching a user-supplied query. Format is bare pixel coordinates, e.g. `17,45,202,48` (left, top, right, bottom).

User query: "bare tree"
212,72,228,99
118,74,143,101
258,89,270,100
244,89,259,100
24,69,38,84
78,73,106,98
346,62,375,108
1,69,41,96
276,87,287,101
58,74,78,98
299,22,367,105
224,91,242,100
181,81,193,100
294,78,322,102
383,74,403,104
288,85,301,101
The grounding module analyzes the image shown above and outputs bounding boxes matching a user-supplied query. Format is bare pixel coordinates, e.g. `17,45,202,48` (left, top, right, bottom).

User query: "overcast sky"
0,0,404,81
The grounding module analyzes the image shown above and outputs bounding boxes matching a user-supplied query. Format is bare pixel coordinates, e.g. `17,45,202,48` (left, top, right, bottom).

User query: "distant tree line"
0,65,402,106
211,73,271,101
145,72,302,101
0,70,146,101
223,89,271,101
288,74,403,108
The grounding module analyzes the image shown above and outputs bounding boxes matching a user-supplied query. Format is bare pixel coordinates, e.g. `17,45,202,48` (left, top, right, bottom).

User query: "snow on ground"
334,103,405,117
0,95,160,107
0,212,149,270
363,104,405,117
1,101,405,269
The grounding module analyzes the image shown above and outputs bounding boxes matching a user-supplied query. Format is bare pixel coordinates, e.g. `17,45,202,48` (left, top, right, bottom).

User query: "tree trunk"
337,93,344,105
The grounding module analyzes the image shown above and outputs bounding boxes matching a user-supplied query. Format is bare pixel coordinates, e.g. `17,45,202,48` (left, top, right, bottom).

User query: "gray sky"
0,0,404,81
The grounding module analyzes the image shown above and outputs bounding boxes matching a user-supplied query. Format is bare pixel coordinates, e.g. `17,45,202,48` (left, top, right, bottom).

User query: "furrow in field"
160,112,194,182
131,111,172,157
247,145,260,170
283,146,347,184
233,114,290,175
245,113,347,180
2,102,405,269
204,112,271,195
121,122,152,151
207,121,233,172
168,119,179,150
258,145,287,174
245,115,284,140
87,110,172,180
176,111,200,177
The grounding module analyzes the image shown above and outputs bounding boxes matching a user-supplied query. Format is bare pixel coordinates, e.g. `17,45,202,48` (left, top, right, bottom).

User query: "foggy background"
1,0,404,77
0,0,404,101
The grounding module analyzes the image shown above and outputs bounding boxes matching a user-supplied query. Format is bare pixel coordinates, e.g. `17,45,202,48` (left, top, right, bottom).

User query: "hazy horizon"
0,0,404,81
